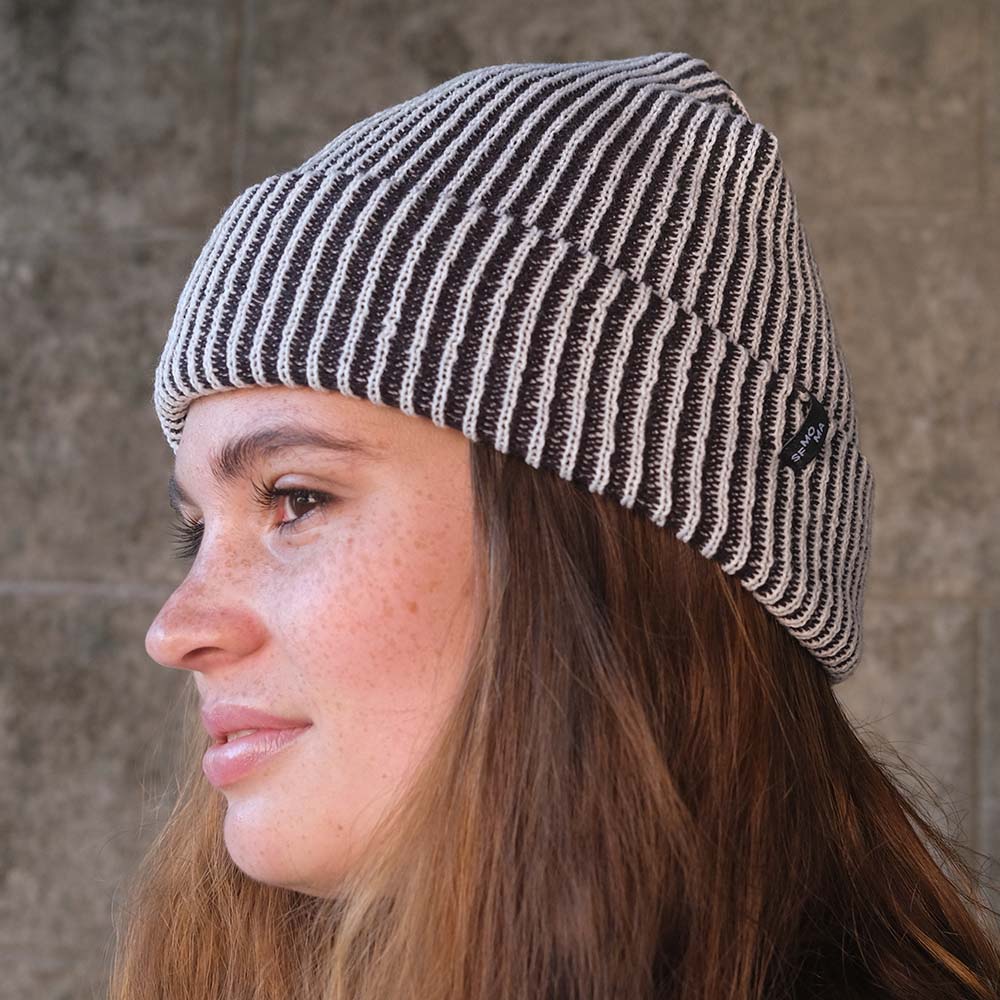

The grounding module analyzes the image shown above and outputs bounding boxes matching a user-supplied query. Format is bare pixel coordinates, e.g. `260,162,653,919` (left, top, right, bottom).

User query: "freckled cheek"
276,527,470,709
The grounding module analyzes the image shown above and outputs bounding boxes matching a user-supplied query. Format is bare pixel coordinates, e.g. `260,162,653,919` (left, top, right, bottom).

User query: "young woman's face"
144,385,479,896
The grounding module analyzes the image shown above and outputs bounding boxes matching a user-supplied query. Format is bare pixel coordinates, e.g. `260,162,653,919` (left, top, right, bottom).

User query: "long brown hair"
109,439,1000,999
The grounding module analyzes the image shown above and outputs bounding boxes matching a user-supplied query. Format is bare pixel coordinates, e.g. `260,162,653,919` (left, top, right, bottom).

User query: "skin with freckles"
144,385,479,897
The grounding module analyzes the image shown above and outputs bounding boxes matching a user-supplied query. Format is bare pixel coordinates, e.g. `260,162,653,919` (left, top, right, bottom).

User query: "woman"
110,52,1000,998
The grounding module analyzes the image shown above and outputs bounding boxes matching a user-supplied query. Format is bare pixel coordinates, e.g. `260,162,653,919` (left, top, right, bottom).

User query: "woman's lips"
202,725,311,788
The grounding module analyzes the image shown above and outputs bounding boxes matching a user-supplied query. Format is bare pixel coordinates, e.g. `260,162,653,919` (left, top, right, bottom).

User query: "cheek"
279,513,474,739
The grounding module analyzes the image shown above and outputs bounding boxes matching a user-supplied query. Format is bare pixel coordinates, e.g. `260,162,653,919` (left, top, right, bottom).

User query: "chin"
222,810,344,897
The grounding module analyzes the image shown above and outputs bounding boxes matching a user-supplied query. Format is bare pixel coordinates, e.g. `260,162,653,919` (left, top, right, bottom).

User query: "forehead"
180,385,400,441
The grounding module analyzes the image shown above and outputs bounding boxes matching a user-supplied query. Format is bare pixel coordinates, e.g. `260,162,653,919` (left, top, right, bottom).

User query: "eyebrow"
167,424,384,513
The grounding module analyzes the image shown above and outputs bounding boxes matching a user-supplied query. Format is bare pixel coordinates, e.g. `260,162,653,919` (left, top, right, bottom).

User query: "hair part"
110,440,1000,999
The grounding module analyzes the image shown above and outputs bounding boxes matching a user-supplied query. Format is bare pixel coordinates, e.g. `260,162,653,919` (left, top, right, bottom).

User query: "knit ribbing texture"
153,51,876,684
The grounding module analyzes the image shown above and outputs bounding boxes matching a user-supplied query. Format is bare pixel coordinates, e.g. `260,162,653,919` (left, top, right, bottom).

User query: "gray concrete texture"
1,0,998,996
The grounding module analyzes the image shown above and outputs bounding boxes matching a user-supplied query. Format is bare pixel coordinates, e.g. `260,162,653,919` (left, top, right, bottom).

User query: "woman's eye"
250,480,335,530
169,515,203,560
272,487,329,525
168,481,337,560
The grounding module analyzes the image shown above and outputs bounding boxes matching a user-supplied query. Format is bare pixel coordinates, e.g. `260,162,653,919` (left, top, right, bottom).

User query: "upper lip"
200,703,312,743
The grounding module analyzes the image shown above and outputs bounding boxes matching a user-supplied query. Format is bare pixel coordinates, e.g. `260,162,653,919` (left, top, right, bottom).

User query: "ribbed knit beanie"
153,51,875,684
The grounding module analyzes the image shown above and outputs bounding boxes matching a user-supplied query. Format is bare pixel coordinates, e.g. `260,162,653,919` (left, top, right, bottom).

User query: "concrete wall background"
2,1,998,996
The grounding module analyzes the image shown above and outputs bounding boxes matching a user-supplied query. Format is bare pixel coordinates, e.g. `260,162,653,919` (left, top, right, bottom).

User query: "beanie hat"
152,51,875,684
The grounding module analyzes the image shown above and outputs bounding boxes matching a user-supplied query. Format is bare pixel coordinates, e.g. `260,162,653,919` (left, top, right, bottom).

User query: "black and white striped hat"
153,51,875,684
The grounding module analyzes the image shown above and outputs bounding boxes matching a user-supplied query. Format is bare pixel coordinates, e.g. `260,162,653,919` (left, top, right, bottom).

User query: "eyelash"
169,478,336,560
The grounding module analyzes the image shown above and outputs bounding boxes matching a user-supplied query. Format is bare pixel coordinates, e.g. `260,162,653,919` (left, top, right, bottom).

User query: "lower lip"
202,726,311,788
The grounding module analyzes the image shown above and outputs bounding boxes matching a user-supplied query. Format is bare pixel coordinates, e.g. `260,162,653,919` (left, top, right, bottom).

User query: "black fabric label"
778,395,829,472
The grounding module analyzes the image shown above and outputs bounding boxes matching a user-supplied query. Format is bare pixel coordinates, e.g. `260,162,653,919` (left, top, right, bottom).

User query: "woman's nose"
144,570,267,672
